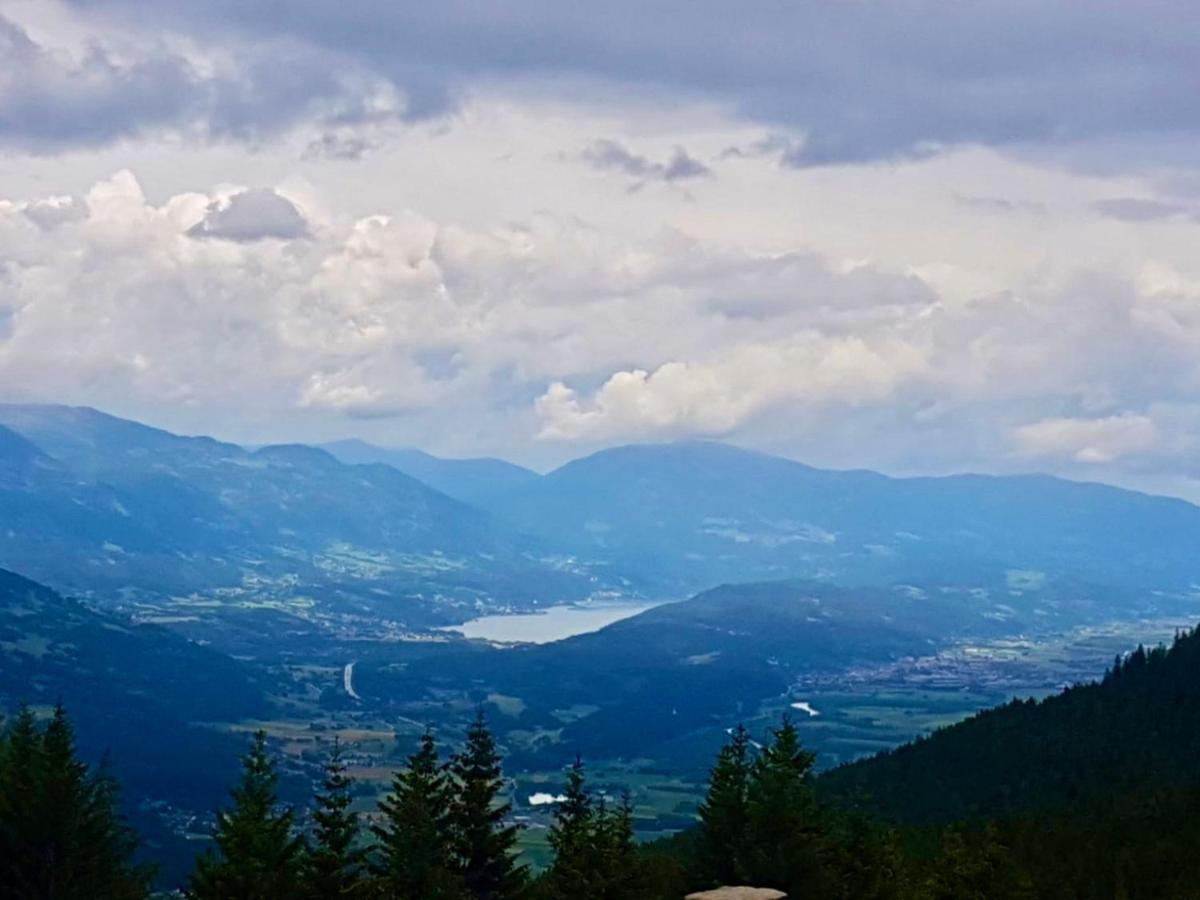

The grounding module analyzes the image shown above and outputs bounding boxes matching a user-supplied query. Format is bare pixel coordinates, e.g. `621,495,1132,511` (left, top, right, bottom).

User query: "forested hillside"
819,625,1200,823
0,567,267,793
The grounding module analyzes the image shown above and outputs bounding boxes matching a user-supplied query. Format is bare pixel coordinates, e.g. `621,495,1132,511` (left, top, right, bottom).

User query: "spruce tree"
79,757,149,900
448,711,527,899
372,730,462,899
303,738,365,899
0,705,43,897
0,705,150,900
697,724,750,886
188,730,302,900
542,755,594,898
743,716,831,897
925,826,1035,900
593,793,638,900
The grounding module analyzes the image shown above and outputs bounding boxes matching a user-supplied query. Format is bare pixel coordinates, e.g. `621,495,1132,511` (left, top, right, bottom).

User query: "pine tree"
925,826,1035,900
372,730,462,899
78,756,149,900
188,730,302,900
593,793,638,900
302,738,365,899
697,724,750,886
448,711,527,899
0,704,150,900
38,705,90,895
542,755,597,899
542,763,639,900
834,815,910,900
0,705,43,898
743,716,831,897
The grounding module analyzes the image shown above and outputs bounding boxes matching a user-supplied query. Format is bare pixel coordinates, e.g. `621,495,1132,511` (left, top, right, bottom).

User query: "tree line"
8,635,1200,900
0,700,979,900
0,705,646,900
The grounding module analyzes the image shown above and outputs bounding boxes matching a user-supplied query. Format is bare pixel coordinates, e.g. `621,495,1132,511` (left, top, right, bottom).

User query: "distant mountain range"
319,438,538,506
0,404,602,628
5,404,1200,635
477,440,1200,594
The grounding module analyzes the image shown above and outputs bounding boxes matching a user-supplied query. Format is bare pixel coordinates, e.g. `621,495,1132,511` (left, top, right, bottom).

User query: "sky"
2,1,1200,499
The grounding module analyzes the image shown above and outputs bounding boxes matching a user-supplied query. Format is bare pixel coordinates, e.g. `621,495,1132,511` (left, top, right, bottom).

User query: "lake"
444,601,664,644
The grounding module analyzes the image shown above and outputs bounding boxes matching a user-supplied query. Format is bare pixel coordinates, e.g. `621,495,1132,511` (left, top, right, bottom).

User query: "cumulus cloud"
1012,415,1160,464
23,1,1200,167
580,140,711,186
4,168,1200,485
536,337,928,440
188,188,310,242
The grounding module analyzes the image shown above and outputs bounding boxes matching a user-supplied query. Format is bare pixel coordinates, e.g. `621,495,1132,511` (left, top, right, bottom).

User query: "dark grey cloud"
954,194,1046,215
22,196,89,230
303,131,373,161
55,0,1200,166
188,189,310,242
581,140,710,184
0,14,396,151
0,15,197,150
1093,197,1192,222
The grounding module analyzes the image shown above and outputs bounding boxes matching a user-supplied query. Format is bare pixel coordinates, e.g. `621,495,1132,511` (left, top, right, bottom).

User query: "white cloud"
2,163,1200,486
1012,415,1160,464
536,337,928,441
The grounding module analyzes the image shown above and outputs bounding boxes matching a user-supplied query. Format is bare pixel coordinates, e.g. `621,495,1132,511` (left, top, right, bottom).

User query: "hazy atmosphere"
4,5,1200,898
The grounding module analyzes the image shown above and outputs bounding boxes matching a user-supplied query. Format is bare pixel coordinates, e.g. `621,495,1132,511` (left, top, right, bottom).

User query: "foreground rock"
685,889,787,900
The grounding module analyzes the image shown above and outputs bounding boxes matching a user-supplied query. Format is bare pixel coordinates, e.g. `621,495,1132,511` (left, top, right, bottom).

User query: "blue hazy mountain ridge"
320,438,539,505
0,404,600,622
483,440,1200,594
6,403,1200,622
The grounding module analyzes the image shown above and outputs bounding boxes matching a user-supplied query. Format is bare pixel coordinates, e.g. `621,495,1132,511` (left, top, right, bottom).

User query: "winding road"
343,661,362,701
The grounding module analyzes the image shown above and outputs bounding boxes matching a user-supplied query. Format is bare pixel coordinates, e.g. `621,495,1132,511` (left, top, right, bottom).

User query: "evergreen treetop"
187,729,302,900
696,723,751,887
0,704,151,900
449,710,528,900
303,737,365,899
371,729,463,899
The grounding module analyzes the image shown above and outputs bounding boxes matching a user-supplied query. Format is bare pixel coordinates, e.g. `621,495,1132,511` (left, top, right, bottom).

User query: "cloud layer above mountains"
1,1,1199,497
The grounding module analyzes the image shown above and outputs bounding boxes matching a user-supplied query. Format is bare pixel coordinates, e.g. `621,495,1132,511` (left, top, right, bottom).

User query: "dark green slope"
354,577,1057,771
0,567,268,803
819,624,1200,824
